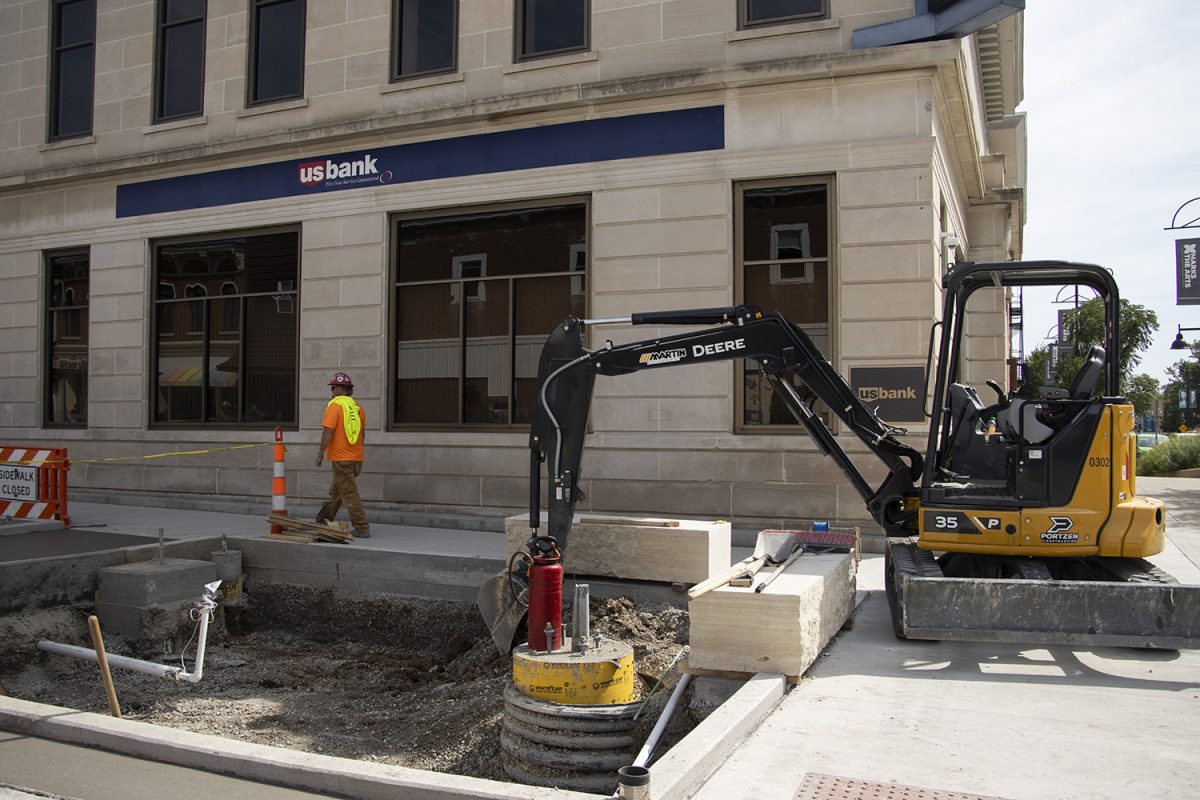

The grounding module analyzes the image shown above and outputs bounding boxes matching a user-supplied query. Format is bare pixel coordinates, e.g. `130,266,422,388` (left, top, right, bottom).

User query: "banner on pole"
1177,238,1200,305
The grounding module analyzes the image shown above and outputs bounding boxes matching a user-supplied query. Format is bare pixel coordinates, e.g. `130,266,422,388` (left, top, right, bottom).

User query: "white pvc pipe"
38,581,221,684
633,672,692,768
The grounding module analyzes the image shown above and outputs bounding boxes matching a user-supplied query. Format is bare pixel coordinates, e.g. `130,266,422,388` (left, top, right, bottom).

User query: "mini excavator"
479,261,1200,653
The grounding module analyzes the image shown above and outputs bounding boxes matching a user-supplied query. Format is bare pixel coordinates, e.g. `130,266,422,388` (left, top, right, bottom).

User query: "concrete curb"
0,696,595,800
650,673,787,800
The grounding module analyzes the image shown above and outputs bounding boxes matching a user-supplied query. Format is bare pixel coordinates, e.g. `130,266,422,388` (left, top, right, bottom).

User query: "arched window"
185,283,207,334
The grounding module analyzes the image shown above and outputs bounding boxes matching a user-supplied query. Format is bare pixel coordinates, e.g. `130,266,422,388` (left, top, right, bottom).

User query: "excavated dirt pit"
0,582,700,784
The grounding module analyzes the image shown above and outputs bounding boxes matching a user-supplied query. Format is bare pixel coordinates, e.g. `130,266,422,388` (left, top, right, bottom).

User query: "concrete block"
505,513,730,585
98,558,218,607
688,551,856,678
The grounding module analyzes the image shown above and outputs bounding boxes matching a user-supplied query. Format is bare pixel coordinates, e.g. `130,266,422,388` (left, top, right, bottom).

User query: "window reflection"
393,202,587,426
154,231,298,426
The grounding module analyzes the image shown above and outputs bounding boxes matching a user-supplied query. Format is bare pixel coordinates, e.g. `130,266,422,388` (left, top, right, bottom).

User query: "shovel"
687,530,799,600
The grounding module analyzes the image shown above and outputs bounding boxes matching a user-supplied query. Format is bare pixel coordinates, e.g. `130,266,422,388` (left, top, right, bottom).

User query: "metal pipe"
38,581,222,684
572,584,590,653
633,672,692,767
581,315,633,326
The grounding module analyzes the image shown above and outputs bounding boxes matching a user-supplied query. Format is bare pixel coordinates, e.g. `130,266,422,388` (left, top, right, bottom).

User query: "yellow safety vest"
326,396,362,445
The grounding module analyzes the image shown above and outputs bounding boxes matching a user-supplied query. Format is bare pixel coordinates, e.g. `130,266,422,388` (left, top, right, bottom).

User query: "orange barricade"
0,446,70,526
270,426,287,533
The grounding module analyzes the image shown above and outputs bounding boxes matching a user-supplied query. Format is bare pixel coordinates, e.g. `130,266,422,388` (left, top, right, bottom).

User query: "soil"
0,583,698,784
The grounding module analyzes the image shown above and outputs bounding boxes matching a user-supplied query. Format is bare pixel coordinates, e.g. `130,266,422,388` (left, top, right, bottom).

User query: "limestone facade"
0,1,1026,533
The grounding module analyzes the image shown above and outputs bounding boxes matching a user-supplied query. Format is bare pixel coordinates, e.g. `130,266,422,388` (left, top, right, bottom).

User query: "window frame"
153,0,208,123
150,227,301,429
390,0,458,81
47,0,96,141
45,249,90,428
734,176,836,434
515,0,590,62
738,0,827,30
388,197,590,431
246,0,307,107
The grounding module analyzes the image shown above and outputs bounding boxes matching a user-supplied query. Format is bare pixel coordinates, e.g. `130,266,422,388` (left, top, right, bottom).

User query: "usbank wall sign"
116,106,725,218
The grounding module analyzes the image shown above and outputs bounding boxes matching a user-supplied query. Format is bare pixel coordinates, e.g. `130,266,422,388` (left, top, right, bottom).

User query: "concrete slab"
506,512,731,585
688,551,856,678
689,553,1200,800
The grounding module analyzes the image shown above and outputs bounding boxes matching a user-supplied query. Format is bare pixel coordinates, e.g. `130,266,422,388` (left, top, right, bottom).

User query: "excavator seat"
999,346,1106,445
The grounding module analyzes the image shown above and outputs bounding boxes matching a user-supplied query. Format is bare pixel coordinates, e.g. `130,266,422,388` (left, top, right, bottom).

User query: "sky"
1018,1,1200,386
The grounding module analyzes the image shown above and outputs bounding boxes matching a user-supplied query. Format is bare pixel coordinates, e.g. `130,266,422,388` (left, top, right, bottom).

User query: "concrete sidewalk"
690,475,1200,800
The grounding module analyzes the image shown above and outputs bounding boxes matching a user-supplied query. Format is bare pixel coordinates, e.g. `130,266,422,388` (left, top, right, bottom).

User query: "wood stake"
87,615,121,718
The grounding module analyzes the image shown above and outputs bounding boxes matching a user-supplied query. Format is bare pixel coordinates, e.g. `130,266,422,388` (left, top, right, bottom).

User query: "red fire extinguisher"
526,539,563,652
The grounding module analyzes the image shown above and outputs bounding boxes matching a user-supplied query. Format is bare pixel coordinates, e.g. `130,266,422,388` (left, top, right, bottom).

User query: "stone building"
0,0,1025,535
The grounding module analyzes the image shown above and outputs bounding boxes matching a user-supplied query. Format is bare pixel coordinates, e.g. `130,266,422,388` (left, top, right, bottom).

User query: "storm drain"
795,773,1009,800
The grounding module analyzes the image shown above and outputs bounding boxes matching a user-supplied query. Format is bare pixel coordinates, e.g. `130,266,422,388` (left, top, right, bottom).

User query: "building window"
392,201,588,427
153,230,299,426
392,0,456,79
736,179,833,429
516,0,588,60
154,0,207,122
46,250,90,426
49,0,96,140
739,0,826,29
248,0,305,106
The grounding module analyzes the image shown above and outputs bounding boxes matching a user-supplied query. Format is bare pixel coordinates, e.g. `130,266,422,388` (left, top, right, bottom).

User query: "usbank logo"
858,386,918,402
299,154,388,187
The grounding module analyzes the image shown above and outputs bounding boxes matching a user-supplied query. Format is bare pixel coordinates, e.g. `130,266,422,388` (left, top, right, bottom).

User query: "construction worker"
315,372,369,537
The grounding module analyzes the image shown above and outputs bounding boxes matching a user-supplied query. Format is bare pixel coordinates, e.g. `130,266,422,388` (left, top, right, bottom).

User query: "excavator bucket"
478,569,528,654
886,539,1200,649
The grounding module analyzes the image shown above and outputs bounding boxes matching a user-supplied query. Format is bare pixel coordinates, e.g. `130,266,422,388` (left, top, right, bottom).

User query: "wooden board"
264,532,318,543
266,514,353,543
678,658,801,685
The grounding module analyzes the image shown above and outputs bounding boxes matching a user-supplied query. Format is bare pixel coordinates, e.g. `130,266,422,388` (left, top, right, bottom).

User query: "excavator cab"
919,262,1150,543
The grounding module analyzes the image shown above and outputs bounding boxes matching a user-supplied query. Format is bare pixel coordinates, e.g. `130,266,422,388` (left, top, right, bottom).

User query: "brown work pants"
317,460,368,532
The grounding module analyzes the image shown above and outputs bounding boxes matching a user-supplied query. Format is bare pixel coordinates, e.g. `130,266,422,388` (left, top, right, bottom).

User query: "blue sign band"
116,105,725,218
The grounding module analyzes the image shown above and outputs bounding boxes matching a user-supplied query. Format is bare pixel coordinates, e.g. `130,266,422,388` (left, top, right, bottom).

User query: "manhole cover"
795,773,1009,800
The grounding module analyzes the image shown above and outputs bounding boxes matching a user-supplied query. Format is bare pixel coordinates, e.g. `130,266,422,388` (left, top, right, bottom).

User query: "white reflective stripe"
272,496,286,511
273,462,285,478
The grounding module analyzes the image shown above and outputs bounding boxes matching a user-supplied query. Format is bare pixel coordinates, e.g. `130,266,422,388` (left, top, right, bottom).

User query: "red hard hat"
329,372,354,387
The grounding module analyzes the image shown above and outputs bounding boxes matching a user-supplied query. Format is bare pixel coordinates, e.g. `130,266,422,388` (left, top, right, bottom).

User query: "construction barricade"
0,446,70,526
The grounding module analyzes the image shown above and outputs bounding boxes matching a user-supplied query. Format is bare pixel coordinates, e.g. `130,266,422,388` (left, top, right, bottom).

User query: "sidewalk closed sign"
0,464,37,502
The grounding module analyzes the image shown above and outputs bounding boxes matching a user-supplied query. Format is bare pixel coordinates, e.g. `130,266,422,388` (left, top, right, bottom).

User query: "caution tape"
1,441,281,466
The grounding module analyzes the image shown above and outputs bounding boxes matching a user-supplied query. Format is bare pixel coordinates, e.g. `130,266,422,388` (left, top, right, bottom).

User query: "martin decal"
1040,516,1079,543
639,348,687,365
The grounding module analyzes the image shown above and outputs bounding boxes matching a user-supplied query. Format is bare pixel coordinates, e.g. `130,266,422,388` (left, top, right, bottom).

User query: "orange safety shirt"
322,398,365,461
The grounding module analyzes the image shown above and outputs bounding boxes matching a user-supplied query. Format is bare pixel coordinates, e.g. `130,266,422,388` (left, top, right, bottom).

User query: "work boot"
354,529,371,538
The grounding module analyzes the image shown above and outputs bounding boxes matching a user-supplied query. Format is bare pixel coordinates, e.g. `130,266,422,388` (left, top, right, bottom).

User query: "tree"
1123,373,1161,429
1052,297,1158,393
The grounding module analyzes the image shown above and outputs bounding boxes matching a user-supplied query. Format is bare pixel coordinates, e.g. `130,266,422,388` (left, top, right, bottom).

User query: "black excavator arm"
478,304,925,651
525,305,924,553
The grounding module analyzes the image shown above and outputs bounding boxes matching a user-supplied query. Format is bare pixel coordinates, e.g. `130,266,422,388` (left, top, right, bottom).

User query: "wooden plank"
264,532,318,543
266,514,353,541
678,659,800,685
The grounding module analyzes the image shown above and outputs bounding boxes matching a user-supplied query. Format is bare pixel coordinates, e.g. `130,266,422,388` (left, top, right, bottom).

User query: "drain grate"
795,773,1009,800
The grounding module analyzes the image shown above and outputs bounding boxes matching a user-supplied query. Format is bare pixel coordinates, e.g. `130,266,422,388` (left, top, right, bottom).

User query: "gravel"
0,583,698,784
